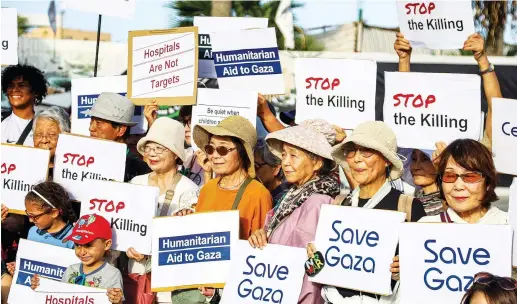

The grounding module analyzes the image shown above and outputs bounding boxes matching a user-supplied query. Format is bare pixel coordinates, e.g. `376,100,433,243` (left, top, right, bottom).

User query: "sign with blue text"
310,205,406,295
220,241,306,304
492,98,517,176
399,223,512,304
211,28,285,95
151,211,239,292
32,277,109,304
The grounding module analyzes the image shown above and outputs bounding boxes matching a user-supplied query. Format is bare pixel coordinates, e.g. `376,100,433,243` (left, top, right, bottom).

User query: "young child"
31,214,124,304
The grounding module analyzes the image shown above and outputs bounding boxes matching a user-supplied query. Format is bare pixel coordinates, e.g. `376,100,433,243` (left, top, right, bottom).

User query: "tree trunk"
211,0,232,17
486,27,505,56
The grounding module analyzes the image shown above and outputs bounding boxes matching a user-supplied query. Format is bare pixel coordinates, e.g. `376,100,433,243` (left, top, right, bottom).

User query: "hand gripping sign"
492,98,517,176
32,277,109,304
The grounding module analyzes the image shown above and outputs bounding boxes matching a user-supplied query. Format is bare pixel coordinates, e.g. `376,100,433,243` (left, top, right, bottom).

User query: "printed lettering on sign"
492,98,517,175
32,277,109,304
1,8,18,65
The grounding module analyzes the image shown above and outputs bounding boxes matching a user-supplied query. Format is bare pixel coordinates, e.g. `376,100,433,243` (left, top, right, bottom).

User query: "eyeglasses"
204,144,237,156
441,172,484,183
144,145,168,155
461,272,517,304
34,133,59,141
25,209,51,221
344,146,375,159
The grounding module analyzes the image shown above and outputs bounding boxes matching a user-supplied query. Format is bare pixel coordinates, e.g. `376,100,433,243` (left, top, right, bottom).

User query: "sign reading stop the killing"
128,27,198,105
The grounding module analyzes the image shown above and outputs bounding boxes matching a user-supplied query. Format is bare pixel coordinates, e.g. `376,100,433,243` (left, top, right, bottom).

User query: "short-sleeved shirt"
1,113,34,146
27,223,74,249
62,262,123,290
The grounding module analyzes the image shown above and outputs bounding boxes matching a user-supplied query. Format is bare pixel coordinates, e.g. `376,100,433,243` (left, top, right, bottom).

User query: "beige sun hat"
331,121,403,179
266,119,336,161
193,116,257,178
137,117,186,162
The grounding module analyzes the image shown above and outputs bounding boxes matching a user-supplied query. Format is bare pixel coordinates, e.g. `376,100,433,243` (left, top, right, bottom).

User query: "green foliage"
17,15,30,36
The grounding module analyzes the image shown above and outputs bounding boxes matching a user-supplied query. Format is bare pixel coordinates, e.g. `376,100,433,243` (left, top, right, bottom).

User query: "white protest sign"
509,178,517,266
128,27,198,105
194,17,268,79
492,98,517,175
191,88,257,150
53,134,126,199
383,72,481,150
8,239,79,304
310,205,405,295
1,8,18,65
75,179,158,254
211,28,285,95
1,145,49,212
396,1,475,49
63,0,135,19
151,211,239,292
399,223,512,304
71,76,148,135
294,58,376,129
32,277,109,304
220,241,306,304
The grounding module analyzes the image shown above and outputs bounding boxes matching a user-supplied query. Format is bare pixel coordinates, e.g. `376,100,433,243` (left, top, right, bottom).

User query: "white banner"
8,239,79,304
211,28,285,95
191,88,257,150
151,211,239,292
396,0,475,49
310,205,405,295
63,0,135,19
294,58,376,129
194,17,268,79
1,145,49,212
71,76,148,135
383,72,481,150
53,134,126,199
509,178,517,266
1,8,18,65
492,98,517,175
399,223,512,304
220,241,306,304
76,179,159,254
32,277,109,304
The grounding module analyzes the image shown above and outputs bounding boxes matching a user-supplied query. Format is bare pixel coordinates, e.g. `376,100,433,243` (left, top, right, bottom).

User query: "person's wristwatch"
479,63,495,75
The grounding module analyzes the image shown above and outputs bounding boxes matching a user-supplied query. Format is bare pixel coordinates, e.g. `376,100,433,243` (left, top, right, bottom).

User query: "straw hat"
332,121,403,179
193,116,257,178
137,117,186,162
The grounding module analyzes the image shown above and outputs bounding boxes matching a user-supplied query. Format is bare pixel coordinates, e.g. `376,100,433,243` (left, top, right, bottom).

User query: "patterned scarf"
267,174,340,235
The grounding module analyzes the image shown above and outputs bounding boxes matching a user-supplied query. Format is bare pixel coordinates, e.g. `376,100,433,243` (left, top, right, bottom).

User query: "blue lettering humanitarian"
213,48,282,78
325,220,378,273
77,93,141,119
16,258,67,287
422,239,490,292
501,122,517,137
237,255,288,303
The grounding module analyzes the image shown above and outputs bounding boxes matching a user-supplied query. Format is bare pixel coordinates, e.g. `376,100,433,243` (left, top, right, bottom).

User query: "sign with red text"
194,17,268,79
510,179,517,266
53,134,126,199
71,76,148,135
191,88,257,151
396,1,475,49
1,8,18,65
383,72,481,150
310,205,406,295
492,98,517,175
400,223,512,304
294,58,376,129
151,211,239,292
76,179,159,254
1,144,49,212
8,239,79,304
128,27,198,106
32,277,109,304
63,0,135,19
220,241,306,304
211,28,285,95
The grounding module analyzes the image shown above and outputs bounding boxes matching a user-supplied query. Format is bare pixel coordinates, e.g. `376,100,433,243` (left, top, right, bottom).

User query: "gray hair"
33,106,71,133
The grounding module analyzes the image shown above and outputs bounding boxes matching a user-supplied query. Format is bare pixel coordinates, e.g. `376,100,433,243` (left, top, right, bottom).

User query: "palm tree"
17,15,30,36
473,1,517,55
211,0,232,17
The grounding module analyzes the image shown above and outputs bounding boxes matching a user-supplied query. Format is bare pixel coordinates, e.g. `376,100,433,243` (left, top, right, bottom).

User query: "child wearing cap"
30,214,124,303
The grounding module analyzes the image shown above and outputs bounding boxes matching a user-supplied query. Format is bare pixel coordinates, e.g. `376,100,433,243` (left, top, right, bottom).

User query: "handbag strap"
16,119,33,145
231,177,253,210
159,173,183,216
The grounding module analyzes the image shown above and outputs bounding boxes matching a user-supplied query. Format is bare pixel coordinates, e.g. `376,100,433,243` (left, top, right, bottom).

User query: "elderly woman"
248,119,341,304
32,106,70,179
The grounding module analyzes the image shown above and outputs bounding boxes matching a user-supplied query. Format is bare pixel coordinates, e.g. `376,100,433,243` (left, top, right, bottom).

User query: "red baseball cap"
64,214,112,245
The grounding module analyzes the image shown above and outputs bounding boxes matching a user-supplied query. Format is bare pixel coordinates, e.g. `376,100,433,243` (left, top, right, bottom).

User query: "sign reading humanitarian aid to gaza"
71,76,148,135
211,28,285,95
32,277,109,304
310,205,406,295
53,134,126,200
492,98,517,176
1,144,49,212
383,72,481,150
151,211,239,291
194,16,268,79
1,8,18,65
76,180,159,255
128,27,198,106
396,1,475,49
399,223,512,304
8,239,79,304
191,88,257,150
220,241,306,304
294,58,376,129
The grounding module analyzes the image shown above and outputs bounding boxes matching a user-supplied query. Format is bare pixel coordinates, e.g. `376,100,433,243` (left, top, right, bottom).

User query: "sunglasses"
344,146,375,159
441,172,484,184
204,144,237,156
25,209,52,221
461,272,517,304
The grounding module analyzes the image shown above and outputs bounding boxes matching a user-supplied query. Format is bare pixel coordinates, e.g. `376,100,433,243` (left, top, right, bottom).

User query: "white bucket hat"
137,117,186,162
82,92,137,126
